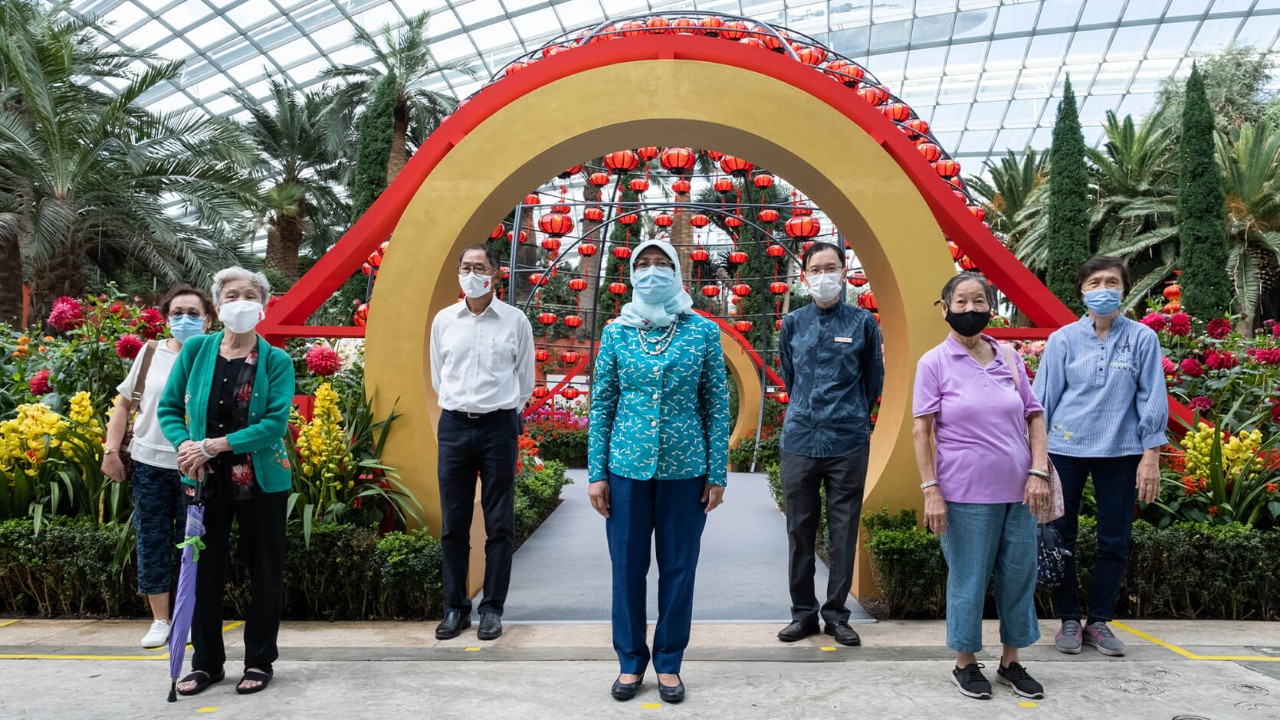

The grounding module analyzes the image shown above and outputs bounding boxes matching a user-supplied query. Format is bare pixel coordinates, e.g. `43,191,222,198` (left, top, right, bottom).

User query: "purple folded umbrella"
167,490,206,702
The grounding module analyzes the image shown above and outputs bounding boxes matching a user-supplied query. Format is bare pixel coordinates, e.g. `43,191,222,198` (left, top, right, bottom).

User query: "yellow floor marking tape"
464,647,481,652
0,619,248,661
640,703,662,709
196,707,218,713
819,646,837,652
0,619,21,628
1018,701,1038,708
1111,621,1280,662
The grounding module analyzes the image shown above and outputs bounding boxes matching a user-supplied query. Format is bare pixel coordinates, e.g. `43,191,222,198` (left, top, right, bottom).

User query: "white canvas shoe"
141,619,171,648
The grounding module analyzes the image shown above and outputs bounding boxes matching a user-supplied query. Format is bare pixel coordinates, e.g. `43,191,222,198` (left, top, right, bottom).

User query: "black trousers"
191,489,287,674
437,408,519,616
780,446,869,625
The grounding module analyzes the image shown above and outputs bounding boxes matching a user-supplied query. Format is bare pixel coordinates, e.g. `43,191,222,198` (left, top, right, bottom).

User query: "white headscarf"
614,239,695,329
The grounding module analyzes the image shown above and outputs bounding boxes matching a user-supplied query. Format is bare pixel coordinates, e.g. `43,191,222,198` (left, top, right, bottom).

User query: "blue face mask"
1083,288,1122,316
632,265,678,305
169,315,206,344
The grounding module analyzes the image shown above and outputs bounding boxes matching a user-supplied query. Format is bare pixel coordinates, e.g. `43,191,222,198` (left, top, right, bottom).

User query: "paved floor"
2,619,1279,719
501,469,870,623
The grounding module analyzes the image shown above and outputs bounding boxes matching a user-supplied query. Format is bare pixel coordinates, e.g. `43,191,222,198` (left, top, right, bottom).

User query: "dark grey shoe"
777,620,820,642
1055,620,1083,654
1083,621,1126,656
434,611,471,640
996,662,1044,699
477,612,502,641
824,621,861,647
611,674,643,701
951,663,992,699
658,676,685,704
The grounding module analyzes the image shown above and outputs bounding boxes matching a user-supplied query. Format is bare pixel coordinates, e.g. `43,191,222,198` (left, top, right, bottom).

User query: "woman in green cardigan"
158,266,295,697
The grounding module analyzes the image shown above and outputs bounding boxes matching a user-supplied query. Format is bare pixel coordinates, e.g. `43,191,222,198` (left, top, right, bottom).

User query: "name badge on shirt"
835,337,853,344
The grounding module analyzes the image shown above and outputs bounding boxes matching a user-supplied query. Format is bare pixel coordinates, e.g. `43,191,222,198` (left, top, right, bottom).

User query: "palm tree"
1217,121,1280,331
230,79,347,287
320,11,479,183
967,149,1046,242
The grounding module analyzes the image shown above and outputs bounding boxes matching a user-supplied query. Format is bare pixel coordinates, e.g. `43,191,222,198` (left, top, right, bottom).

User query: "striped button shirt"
1031,315,1168,458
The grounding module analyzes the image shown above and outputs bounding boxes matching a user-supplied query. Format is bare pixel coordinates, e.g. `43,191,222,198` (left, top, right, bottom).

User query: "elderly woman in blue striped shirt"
1032,256,1168,657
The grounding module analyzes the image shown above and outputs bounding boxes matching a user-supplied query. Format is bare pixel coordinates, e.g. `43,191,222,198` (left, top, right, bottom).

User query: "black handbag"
1036,522,1072,591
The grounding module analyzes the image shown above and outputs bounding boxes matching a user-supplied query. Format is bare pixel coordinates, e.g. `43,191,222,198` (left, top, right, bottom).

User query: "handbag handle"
127,340,158,414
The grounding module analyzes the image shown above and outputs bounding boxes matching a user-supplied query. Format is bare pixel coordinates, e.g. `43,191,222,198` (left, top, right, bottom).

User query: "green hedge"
732,436,781,472
862,508,1280,620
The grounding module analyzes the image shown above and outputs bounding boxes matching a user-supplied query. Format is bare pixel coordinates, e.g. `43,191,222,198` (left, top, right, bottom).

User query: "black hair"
801,241,845,270
459,243,501,271
160,284,216,318
938,272,996,308
1074,256,1130,299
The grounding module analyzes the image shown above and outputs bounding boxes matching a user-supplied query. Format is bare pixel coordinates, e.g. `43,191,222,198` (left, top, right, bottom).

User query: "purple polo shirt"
912,334,1043,504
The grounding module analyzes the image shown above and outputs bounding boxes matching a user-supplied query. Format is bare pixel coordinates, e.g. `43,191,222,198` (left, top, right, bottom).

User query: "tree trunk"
0,214,25,326
577,181,603,341
264,214,303,288
31,239,87,330
672,189,694,285
386,101,410,184
514,210,538,305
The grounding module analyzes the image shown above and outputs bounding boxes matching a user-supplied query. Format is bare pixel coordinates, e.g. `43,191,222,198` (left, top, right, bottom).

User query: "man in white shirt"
429,243,535,641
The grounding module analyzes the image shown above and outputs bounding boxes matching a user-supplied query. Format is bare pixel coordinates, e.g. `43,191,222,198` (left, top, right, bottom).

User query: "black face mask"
945,310,989,337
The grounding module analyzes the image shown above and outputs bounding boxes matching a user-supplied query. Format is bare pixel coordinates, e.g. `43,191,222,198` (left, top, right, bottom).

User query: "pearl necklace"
637,320,679,356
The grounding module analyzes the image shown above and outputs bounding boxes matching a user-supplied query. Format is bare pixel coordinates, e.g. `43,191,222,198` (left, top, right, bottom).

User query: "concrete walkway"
2,618,1280,718
500,469,870,623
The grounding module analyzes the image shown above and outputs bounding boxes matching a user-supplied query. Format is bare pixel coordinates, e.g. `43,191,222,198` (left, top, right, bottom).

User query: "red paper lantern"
733,320,753,333
850,271,869,287
653,213,674,228
791,205,813,217
857,291,877,311
918,143,942,163
705,151,725,162
796,47,827,65
753,173,775,189
857,86,888,106
968,205,986,222
769,281,789,295
612,246,632,259
720,20,749,40
740,36,767,49
540,238,561,254
583,206,604,222
724,215,744,229
551,203,571,214
759,208,779,223
762,29,788,52
947,240,963,260
959,255,979,272
531,386,550,399
700,16,725,35
719,155,755,176
523,193,540,206
530,272,549,286
935,159,961,178
1163,284,1182,301
802,241,815,253
538,212,573,238
882,103,911,122
535,349,550,363
507,230,528,244
577,242,598,256
690,214,711,228
604,150,640,174
691,248,710,262
702,285,720,297
558,163,583,179
660,147,696,174
504,61,526,77
361,261,375,276
728,250,748,264
588,172,611,187
824,59,865,87
561,387,581,400
353,303,369,327
568,278,588,291
671,17,698,33
785,216,821,239
766,244,787,258
636,146,659,161
732,283,752,297
490,224,505,240
629,177,650,193
561,351,581,364
563,315,584,328
671,178,691,194
902,118,930,141
775,319,784,330
619,20,646,37
775,391,789,404
537,312,558,326
618,214,639,226
646,16,670,33
714,178,735,194
608,282,628,295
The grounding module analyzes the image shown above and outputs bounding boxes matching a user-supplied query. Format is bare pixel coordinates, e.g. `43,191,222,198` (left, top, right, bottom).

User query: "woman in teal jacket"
158,267,295,697
588,239,730,705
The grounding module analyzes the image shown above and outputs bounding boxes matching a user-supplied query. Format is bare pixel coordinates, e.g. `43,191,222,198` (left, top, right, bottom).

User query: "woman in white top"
102,285,215,648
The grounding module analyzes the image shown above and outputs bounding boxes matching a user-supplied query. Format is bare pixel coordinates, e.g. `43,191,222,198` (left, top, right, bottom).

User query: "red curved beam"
692,308,786,389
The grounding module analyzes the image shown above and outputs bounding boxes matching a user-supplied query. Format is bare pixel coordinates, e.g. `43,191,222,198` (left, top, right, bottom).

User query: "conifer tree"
1044,76,1092,313
1177,64,1231,320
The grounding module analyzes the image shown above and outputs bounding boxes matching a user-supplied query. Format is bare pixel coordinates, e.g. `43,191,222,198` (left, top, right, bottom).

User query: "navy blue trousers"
606,473,707,676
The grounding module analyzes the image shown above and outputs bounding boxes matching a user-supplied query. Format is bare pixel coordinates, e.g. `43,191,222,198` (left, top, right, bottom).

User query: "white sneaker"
141,620,171,648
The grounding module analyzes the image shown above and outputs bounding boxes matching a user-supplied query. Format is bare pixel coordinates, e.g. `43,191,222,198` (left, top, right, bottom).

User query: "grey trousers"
780,446,869,625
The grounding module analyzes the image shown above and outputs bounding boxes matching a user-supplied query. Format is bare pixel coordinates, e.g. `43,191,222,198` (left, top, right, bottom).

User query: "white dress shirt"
430,297,536,414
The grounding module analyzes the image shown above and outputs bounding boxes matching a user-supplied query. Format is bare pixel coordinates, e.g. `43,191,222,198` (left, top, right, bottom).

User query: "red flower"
1188,396,1212,412
136,308,165,340
1140,312,1167,332
1207,505,1219,516
1161,357,1177,375
1274,322,1280,337
1168,313,1192,337
1248,348,1280,365
1205,317,1232,339
1204,349,1238,371
1273,403,1280,424
47,296,84,332
115,334,144,359
231,463,254,487
305,346,342,377
28,369,51,396
1266,483,1277,493
236,383,252,404
1179,358,1205,378
1182,476,1197,496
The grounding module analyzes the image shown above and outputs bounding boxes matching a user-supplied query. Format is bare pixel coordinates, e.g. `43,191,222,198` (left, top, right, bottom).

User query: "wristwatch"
104,447,118,455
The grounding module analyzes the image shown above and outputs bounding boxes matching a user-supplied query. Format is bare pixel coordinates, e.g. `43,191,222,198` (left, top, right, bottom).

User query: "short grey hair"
211,266,271,306
938,272,996,308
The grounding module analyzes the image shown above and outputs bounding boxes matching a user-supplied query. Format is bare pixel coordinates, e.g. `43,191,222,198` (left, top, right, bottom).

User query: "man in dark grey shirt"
776,241,884,647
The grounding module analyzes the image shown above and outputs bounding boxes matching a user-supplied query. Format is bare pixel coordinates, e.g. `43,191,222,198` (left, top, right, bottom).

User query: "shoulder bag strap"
127,340,158,413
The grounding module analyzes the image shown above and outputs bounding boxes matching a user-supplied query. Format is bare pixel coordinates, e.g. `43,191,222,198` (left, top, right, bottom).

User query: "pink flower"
47,296,84,332
1168,313,1192,337
1162,357,1177,375
1180,358,1205,378
1204,349,1238,371
28,369,52,396
115,334,143,360
1274,323,1280,338
1188,396,1212,412
136,308,165,340
305,346,342,377
1248,348,1280,365
1205,317,1232,339
1140,312,1167,332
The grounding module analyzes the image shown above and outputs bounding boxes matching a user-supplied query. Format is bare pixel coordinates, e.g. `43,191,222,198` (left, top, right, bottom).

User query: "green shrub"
515,460,572,543
375,530,443,619
528,421,587,468
729,436,780,472
863,508,946,618
764,462,829,563
280,523,379,620
0,517,140,617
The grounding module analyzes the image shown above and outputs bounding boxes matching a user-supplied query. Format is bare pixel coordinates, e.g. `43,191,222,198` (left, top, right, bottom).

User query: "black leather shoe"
611,674,643,701
777,620,821,642
477,612,502,641
825,621,862,647
434,611,471,640
658,676,685,704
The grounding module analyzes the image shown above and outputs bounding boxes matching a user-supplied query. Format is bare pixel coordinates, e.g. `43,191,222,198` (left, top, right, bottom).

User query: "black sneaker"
996,662,1045,699
951,662,992,699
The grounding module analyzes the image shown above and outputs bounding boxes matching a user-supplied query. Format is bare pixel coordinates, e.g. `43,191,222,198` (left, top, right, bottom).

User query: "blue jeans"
1049,453,1142,624
131,461,184,596
605,473,708,675
940,502,1040,654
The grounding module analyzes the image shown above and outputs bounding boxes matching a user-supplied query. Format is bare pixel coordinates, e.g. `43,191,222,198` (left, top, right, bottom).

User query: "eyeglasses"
168,311,204,320
634,258,675,269
806,265,844,275
459,265,493,274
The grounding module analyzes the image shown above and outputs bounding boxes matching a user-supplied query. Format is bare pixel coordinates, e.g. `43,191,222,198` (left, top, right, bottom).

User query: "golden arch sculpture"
267,32,1076,599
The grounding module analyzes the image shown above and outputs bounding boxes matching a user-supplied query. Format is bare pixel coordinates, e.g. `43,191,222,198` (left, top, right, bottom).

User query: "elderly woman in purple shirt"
912,272,1052,701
